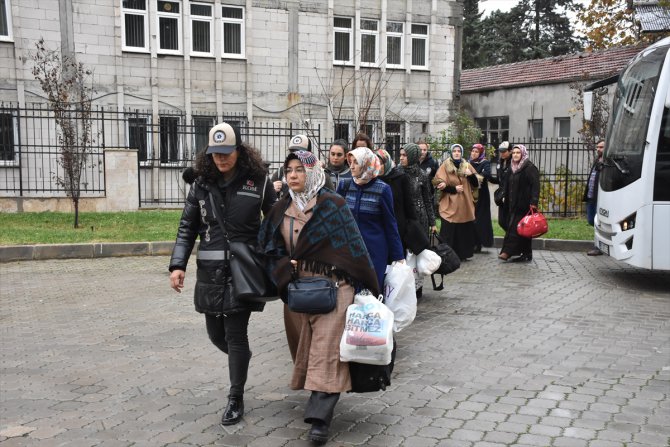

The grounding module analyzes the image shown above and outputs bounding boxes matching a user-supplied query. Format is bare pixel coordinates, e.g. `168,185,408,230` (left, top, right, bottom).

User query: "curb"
0,237,594,263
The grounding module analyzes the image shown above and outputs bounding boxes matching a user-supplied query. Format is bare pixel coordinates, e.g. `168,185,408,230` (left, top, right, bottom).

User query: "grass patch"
492,218,594,240
0,211,595,245
0,211,182,245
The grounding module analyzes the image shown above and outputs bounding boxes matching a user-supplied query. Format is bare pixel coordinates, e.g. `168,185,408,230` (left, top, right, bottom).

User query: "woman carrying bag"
258,151,379,445
168,122,276,426
499,144,541,262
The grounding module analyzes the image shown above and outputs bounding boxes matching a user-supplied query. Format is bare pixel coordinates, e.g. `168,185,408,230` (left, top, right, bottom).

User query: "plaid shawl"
258,188,380,297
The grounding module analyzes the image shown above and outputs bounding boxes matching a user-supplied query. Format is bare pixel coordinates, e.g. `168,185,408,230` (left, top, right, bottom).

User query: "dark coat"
381,169,430,254
324,164,352,190
471,159,494,247
169,170,276,314
501,160,540,257
491,157,511,230
582,159,603,202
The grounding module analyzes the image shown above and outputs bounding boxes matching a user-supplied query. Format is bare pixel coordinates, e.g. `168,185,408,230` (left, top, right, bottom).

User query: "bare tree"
32,38,96,228
569,80,610,151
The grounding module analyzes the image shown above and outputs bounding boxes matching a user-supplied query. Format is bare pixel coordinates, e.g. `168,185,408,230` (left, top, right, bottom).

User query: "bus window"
654,106,670,201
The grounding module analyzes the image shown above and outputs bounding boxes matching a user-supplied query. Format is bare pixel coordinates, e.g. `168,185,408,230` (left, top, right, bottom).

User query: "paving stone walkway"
1,250,669,446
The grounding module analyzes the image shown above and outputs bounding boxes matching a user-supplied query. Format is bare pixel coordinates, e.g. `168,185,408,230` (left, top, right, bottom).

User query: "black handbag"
229,241,278,303
493,187,505,206
429,232,461,291
285,217,338,314
287,276,338,314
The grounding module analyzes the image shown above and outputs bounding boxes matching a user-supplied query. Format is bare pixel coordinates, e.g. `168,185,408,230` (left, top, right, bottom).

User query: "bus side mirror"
584,91,594,121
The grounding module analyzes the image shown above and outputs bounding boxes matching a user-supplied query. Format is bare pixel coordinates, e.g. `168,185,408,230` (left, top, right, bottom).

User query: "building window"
410,24,428,69
193,116,215,154
385,121,403,154
122,0,149,52
157,1,181,54
159,116,181,163
360,123,374,140
386,21,403,68
0,0,12,41
334,122,350,141
222,6,244,58
0,111,17,163
190,2,213,56
334,16,353,65
555,117,570,139
475,116,509,147
128,117,151,162
529,119,543,140
360,19,378,67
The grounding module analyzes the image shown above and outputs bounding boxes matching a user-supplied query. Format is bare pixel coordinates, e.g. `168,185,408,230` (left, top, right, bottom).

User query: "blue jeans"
586,200,597,226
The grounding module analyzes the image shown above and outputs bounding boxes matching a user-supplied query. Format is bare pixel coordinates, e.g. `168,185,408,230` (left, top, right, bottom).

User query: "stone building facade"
1,0,463,150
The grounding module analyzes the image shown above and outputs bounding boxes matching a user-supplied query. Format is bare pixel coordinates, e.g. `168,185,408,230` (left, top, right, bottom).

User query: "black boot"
220,395,244,426
308,420,329,445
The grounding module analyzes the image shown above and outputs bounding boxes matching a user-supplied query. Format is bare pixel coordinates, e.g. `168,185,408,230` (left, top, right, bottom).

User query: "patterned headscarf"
470,143,486,163
348,147,382,185
376,148,395,177
403,143,421,166
283,150,326,211
511,144,529,173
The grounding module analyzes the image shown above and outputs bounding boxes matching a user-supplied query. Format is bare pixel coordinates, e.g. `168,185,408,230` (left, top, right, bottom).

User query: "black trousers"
205,311,252,398
304,391,340,425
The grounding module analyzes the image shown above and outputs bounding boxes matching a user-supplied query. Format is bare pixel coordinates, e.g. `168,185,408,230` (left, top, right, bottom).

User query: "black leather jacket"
169,170,276,314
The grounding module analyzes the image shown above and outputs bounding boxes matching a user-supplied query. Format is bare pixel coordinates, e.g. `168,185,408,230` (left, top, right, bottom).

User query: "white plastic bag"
416,248,442,276
384,262,417,332
340,291,394,365
405,252,422,290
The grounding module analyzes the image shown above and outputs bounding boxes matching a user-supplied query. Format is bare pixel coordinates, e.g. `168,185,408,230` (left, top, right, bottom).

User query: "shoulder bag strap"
208,187,231,256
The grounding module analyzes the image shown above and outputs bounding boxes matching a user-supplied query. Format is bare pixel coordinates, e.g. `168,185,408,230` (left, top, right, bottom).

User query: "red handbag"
517,206,548,238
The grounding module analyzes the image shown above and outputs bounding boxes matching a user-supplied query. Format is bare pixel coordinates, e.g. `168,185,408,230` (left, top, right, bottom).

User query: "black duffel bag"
430,232,461,291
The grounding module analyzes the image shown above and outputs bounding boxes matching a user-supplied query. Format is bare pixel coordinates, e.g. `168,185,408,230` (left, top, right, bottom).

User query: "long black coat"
382,169,429,254
471,159,494,247
501,160,540,256
490,157,511,230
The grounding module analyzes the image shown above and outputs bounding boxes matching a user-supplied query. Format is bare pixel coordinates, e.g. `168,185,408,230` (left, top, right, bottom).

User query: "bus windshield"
601,44,667,192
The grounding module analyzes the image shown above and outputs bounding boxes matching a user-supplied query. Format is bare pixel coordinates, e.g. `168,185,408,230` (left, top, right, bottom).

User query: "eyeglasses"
285,167,306,175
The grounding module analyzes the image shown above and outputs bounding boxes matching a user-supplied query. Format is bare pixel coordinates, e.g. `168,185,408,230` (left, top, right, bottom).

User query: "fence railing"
427,138,592,218
0,103,106,197
0,103,590,216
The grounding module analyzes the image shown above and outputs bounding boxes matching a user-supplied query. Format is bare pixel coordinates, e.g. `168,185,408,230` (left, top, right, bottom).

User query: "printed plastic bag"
384,262,417,332
416,248,442,276
340,291,394,365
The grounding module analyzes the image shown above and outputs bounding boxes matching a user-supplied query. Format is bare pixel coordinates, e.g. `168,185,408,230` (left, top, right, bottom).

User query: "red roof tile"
460,45,647,93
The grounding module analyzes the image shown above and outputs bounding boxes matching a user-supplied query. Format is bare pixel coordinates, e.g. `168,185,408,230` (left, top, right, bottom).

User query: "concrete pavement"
1,250,669,446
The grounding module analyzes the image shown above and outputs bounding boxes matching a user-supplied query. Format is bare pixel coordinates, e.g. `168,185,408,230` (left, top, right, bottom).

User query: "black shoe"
220,396,244,426
416,287,423,299
511,254,532,262
587,248,603,256
473,245,482,253
308,421,329,445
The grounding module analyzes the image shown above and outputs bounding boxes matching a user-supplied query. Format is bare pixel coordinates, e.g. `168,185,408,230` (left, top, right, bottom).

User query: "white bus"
584,37,670,270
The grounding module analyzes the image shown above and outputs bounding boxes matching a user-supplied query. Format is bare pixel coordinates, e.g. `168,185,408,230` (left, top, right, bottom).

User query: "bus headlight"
620,213,636,231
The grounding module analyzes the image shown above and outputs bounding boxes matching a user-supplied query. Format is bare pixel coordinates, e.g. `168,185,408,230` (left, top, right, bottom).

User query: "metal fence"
0,104,321,207
0,103,106,197
0,103,591,216
428,138,592,218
